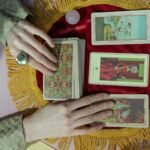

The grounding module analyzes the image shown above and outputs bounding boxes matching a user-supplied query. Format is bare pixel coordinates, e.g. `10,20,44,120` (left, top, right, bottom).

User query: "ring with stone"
16,51,29,65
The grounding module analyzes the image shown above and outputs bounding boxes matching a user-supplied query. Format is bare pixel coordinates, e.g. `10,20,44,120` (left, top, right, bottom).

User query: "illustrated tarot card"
92,10,150,45
89,52,149,87
98,94,149,128
43,40,74,100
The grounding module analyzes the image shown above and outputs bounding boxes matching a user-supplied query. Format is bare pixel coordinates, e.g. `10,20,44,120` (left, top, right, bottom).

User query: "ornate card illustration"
43,43,73,100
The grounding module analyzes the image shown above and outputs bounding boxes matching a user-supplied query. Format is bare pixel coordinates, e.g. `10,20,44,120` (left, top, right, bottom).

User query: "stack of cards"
43,38,85,100
91,10,150,45
98,94,149,128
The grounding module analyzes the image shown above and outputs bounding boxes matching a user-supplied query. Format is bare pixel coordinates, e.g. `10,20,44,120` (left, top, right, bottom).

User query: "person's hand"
23,93,115,142
7,20,58,75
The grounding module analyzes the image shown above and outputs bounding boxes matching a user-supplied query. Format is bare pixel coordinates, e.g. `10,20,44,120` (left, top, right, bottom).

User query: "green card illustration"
96,15,147,41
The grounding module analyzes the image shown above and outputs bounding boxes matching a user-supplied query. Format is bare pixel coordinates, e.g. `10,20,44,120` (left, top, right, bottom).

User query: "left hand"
7,20,58,75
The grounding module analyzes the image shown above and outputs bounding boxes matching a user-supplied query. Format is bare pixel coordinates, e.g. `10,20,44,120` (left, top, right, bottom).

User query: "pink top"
0,44,17,117
0,0,33,118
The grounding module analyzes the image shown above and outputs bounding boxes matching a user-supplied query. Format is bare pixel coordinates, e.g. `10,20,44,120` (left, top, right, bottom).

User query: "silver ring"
16,51,28,65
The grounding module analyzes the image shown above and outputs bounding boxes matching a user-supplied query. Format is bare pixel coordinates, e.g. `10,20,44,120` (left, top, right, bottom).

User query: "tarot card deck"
43,38,85,100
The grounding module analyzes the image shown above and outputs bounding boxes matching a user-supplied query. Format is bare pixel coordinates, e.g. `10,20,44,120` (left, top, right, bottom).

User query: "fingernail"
98,125,104,129
102,93,109,98
51,65,58,71
110,101,116,107
112,100,116,105
52,42,55,47
111,100,116,107
52,44,55,48
47,72,54,76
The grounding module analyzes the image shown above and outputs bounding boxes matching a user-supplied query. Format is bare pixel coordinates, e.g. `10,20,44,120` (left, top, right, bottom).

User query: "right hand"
23,93,115,142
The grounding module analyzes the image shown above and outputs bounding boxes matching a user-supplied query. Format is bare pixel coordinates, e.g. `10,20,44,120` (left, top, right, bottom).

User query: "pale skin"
7,20,57,75
23,93,114,142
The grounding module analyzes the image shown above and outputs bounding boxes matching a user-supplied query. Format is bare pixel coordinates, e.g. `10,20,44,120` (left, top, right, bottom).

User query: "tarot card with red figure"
89,52,149,87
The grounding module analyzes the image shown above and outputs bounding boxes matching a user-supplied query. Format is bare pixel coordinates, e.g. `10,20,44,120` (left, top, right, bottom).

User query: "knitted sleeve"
0,115,26,150
0,0,29,45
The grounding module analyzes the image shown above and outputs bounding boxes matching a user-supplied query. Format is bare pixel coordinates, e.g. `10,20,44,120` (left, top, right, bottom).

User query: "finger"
6,32,21,57
18,21,55,48
69,93,110,111
71,101,114,120
9,45,54,75
9,45,22,57
72,124,103,136
28,57,54,75
7,30,18,48
13,26,57,63
72,110,112,128
13,35,57,71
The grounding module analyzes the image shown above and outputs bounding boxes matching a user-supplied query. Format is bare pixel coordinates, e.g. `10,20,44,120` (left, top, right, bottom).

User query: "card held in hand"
98,94,149,128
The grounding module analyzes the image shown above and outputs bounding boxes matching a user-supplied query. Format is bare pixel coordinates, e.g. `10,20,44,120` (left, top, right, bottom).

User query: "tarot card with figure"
89,52,149,87
92,10,150,45
98,94,149,128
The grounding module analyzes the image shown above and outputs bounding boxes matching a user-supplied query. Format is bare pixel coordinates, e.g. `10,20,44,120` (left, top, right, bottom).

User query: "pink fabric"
0,44,17,118
0,0,33,118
